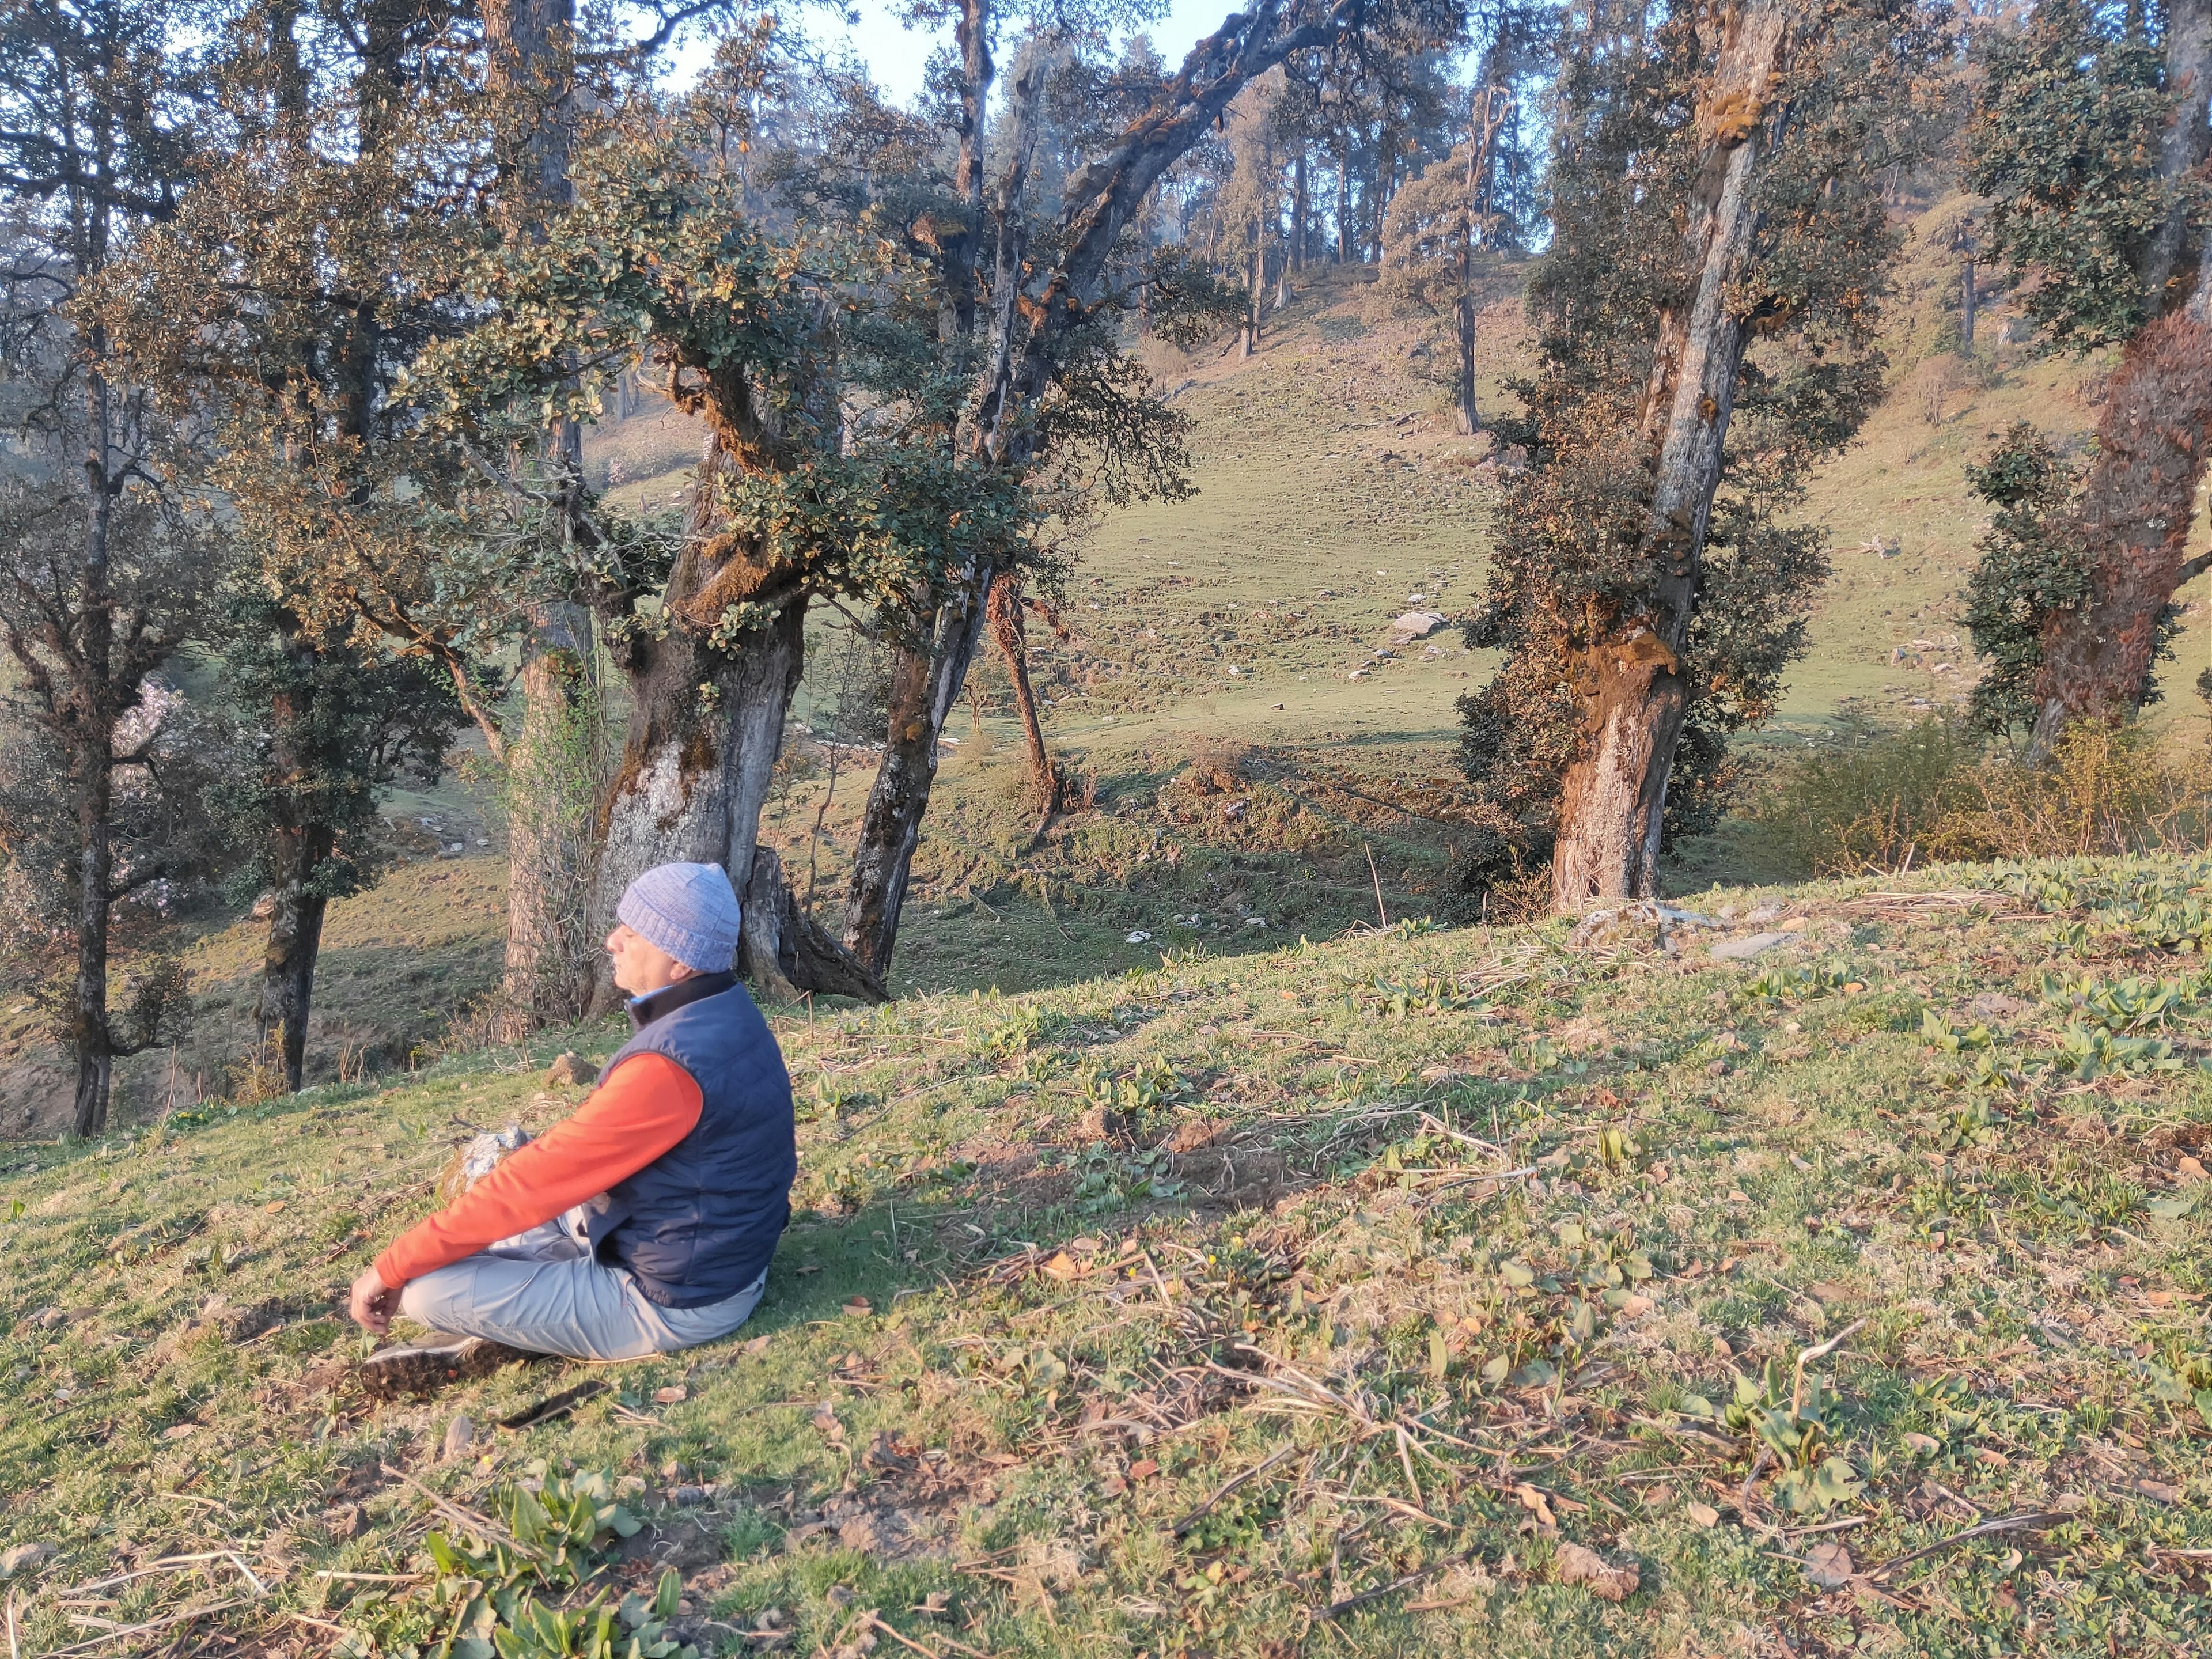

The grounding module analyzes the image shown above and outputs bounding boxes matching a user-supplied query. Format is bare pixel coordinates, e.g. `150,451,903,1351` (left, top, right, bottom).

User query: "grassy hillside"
13,193,2212,1127
2,857,2209,1656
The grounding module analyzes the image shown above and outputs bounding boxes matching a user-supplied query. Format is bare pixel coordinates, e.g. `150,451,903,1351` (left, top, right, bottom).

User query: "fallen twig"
1865,1512,2066,1582
1320,1554,1464,1620
498,1378,607,1431
1172,1446,1298,1538
380,1463,518,1547
40,1596,248,1656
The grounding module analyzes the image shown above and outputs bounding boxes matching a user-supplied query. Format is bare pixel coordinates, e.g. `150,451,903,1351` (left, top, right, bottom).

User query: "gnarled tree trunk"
1550,2,1789,913
840,571,994,979
2028,0,2212,748
585,445,812,1009
2028,302,2212,750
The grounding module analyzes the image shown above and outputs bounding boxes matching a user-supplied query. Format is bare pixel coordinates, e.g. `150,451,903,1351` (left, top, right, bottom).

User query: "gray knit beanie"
616,862,743,973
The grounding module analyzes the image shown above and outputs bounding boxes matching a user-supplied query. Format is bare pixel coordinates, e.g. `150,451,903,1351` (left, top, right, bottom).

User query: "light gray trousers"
396,1208,766,1362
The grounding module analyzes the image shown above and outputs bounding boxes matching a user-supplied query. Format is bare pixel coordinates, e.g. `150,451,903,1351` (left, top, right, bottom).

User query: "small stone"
1804,1541,1855,1590
441,1413,475,1461
669,1484,710,1507
653,1385,687,1404
545,1052,587,1088
1554,1541,1638,1600
0,1541,58,1576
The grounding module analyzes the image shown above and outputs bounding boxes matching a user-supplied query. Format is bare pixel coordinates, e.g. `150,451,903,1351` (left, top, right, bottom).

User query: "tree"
1964,0,2212,749
1456,0,1949,912
209,598,467,1089
1221,71,1288,357
0,0,213,1134
836,0,1469,982
1379,81,1509,432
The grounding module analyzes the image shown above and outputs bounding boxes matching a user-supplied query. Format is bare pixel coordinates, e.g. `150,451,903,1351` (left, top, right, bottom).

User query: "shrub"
1933,722,2212,861
1757,717,2212,875
1753,717,1985,876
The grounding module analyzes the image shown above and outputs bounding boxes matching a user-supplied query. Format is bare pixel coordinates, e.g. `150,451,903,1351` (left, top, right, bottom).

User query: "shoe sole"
359,1337,533,1400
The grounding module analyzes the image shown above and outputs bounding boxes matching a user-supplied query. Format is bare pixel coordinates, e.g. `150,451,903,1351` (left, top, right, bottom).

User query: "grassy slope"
20,194,2212,1122
2,858,2210,1656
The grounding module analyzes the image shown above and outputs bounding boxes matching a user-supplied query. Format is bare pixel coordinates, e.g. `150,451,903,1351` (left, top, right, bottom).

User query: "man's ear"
668,961,698,982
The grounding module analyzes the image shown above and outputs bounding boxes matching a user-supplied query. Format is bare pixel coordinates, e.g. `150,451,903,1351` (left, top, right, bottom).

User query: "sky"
705,0,1247,108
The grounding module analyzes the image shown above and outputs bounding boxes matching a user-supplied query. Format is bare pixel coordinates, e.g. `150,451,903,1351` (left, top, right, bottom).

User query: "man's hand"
349,1266,397,1335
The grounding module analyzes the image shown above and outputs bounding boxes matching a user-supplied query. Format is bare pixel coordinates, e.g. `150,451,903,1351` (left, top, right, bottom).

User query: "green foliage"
410,130,1050,639
393,1467,687,1659
1966,0,2194,348
1681,1359,1863,1514
1963,425,2089,735
1752,717,1984,876
1459,3,1945,852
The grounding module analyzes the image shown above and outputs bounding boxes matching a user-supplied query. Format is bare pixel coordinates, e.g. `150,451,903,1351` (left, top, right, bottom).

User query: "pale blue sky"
673,0,1246,108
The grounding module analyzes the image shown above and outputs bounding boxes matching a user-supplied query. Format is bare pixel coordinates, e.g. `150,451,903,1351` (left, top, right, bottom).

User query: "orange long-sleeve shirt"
374,1054,703,1290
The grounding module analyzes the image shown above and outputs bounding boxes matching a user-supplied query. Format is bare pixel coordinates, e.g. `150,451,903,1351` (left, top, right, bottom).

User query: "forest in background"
5,0,2212,1134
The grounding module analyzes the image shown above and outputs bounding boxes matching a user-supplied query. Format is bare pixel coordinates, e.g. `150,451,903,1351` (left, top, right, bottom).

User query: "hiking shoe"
359,1334,535,1400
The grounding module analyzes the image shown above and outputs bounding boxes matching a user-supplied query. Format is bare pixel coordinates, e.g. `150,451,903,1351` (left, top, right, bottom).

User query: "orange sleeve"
374,1053,703,1290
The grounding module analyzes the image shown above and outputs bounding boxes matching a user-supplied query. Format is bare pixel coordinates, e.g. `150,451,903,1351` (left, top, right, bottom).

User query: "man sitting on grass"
348,861,794,1395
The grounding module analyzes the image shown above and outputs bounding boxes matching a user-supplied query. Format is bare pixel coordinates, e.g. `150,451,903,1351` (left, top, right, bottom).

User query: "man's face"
605,923,694,998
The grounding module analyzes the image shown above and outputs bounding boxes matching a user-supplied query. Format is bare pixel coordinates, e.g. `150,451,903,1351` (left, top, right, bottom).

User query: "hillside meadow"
2,858,2211,1656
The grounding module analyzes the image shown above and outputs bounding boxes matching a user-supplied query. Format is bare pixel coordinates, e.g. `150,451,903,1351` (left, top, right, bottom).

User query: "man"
349,861,796,1395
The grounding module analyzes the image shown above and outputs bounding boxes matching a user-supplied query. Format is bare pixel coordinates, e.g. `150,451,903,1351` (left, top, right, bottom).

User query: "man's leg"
395,1254,765,1363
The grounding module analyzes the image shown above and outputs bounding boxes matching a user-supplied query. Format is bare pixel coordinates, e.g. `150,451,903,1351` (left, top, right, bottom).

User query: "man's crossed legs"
365,1211,764,1395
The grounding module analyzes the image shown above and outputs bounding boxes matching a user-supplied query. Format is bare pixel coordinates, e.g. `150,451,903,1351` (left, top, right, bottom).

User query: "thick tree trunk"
2139,0,2212,311
484,0,600,1020
1290,149,1307,268
741,844,887,1002
257,831,332,1091
1454,287,1480,436
70,367,118,1138
502,596,596,1017
2028,0,2212,746
1550,2,1789,914
2028,304,2212,749
587,512,810,1008
840,574,994,979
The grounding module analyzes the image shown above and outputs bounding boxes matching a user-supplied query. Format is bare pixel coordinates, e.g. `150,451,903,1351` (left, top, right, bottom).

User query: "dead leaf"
2131,1478,2182,1504
2143,1290,2175,1307
842,1297,872,1317
2177,1156,2206,1182
1554,1541,1637,1600
1127,1460,1158,1482
1809,1281,1853,1304
1685,1500,1719,1528
1903,1432,1940,1455
1803,1541,1855,1590
1972,1447,2009,1468
1613,1293,1654,1317
264,1200,287,1214
1041,1252,1081,1282
744,1335,772,1354
1512,1483,1556,1527
654,1385,687,1404
160,1423,198,1442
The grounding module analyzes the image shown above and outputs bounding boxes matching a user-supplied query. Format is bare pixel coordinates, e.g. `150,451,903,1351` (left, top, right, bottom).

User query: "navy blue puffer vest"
582,972,796,1308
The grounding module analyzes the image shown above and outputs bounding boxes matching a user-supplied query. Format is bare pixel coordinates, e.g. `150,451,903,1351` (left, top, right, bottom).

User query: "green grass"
3,855,2210,1656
